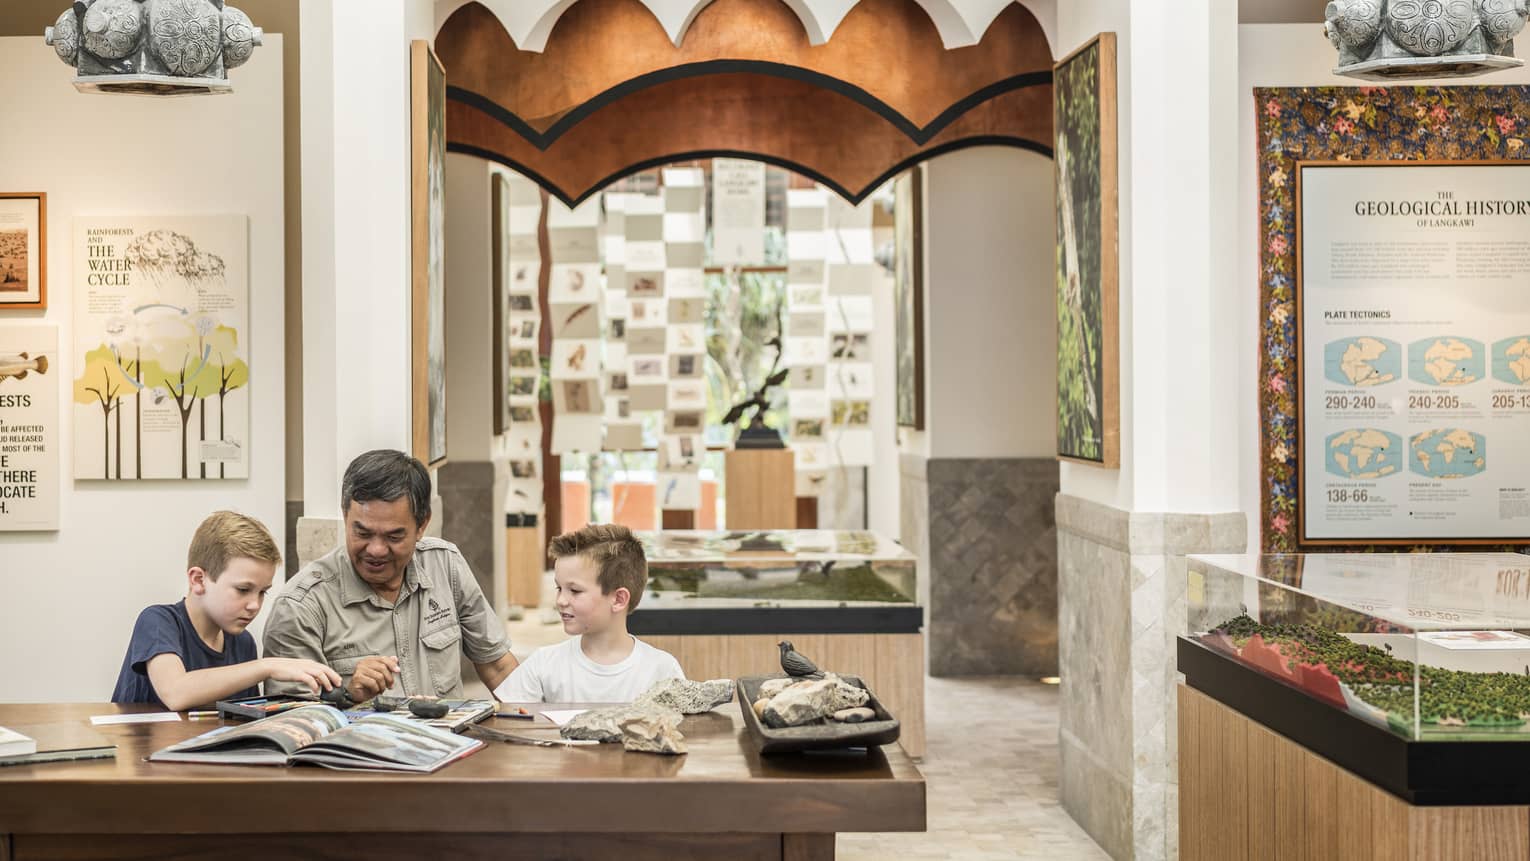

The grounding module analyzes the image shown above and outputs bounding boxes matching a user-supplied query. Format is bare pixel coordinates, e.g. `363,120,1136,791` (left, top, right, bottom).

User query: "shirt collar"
338,549,428,607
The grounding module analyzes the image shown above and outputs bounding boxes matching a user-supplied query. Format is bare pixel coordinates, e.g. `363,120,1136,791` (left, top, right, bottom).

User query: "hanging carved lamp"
1325,0,1528,80
44,0,262,95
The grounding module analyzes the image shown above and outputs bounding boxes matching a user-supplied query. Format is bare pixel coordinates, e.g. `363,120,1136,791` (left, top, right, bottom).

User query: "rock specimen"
562,705,673,743
761,673,869,728
759,677,797,699
620,710,687,755
561,678,733,746
832,707,876,723
637,678,733,714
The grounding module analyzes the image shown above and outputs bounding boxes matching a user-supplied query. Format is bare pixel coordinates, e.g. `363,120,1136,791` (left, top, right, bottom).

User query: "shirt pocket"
421,626,462,696
328,645,368,681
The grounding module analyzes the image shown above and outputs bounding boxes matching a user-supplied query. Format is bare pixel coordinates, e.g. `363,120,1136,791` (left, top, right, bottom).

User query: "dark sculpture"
721,302,788,449
778,640,822,679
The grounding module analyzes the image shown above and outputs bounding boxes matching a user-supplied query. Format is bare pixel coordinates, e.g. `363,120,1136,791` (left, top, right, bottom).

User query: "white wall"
1236,25,1530,552
868,258,900,537
918,146,1057,460
0,38,286,701
444,154,495,461
299,1,438,522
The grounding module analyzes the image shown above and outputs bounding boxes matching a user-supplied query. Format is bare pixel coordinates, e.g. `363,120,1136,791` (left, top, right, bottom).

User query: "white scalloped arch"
434,0,1055,53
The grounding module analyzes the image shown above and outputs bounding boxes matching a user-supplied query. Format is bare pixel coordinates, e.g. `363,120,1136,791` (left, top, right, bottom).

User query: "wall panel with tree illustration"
73,216,250,480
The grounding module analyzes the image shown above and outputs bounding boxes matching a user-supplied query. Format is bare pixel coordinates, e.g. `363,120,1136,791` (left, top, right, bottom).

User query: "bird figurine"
778,641,823,679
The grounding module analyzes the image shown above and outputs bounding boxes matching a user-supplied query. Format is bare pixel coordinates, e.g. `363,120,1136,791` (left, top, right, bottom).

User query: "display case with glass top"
630,530,926,758
1182,552,1530,805
1188,552,1530,741
636,529,916,609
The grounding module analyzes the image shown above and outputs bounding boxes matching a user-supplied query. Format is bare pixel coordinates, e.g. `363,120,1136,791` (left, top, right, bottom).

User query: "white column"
298,0,435,558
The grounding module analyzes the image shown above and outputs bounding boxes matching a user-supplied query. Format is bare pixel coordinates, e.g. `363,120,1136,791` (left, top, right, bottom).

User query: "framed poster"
72,216,250,480
0,324,58,530
0,193,45,310
492,173,510,436
894,166,924,429
1296,161,1530,545
1053,33,1120,467
411,39,447,467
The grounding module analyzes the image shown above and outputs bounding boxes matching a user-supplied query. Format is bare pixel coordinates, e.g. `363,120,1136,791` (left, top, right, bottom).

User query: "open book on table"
149,704,481,773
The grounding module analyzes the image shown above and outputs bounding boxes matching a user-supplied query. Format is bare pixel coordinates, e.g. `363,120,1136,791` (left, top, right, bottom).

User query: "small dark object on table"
409,699,450,719
320,688,354,708
373,695,406,712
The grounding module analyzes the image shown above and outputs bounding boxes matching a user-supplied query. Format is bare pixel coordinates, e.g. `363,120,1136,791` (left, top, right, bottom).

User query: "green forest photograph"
1054,34,1118,466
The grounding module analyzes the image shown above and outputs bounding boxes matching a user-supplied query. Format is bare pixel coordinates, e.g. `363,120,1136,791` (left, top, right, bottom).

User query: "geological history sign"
1298,162,1530,544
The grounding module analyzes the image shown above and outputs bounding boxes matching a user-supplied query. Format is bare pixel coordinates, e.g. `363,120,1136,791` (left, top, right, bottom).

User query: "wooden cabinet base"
4,832,835,861
724,449,796,529
645,632,925,759
1179,684,1530,861
504,523,543,608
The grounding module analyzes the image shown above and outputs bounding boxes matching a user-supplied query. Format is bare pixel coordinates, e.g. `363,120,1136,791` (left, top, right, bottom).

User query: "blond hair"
187,511,281,580
547,523,649,611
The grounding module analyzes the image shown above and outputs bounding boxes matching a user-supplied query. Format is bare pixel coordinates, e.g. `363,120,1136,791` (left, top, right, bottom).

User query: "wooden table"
0,702,925,860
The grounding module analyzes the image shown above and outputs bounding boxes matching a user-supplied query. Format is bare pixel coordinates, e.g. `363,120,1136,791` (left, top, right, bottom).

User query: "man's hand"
261,658,342,694
347,655,402,702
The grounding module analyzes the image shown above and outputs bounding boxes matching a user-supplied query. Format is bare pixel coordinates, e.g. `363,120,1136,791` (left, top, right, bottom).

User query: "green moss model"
1213,615,1530,729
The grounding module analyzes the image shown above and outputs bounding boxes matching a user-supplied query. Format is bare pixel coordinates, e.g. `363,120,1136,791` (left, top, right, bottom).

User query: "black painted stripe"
448,136,1052,208
447,62,1052,150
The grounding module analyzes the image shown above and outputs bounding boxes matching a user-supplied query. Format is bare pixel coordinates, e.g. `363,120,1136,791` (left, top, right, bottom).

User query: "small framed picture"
0,193,46,309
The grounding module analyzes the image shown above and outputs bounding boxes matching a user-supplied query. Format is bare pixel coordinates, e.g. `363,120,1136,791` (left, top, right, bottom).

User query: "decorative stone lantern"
44,0,262,95
1325,0,1529,80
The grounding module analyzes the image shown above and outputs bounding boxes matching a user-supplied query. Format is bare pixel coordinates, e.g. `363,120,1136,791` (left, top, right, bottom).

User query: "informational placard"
1298,163,1530,543
0,324,58,530
711,158,765,266
73,216,249,481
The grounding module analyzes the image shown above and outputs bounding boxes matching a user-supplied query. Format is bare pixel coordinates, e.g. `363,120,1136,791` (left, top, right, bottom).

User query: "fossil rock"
759,677,799,699
636,678,733,714
761,673,869,728
620,710,687,755
561,705,664,742
832,707,876,723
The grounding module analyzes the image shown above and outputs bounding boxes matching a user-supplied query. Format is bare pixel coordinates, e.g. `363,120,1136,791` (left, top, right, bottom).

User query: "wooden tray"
736,675,900,754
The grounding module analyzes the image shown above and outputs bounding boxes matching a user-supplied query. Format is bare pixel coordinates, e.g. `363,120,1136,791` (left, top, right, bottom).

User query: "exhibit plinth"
725,448,796,528
504,516,543,609
632,530,925,757
1179,684,1530,861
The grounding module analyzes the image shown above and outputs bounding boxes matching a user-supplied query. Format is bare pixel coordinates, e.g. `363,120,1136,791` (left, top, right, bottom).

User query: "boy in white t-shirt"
494,524,683,703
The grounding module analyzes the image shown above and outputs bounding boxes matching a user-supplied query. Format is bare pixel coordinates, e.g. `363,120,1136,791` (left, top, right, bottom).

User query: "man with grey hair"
264,450,518,701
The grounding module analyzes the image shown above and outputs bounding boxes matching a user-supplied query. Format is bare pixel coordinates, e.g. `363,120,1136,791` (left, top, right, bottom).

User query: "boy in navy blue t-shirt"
111,511,341,710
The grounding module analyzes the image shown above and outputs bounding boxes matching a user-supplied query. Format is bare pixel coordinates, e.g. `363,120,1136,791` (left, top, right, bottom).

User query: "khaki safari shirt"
262,538,510,698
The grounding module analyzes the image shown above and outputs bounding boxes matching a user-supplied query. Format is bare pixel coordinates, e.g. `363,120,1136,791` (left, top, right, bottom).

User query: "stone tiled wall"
438,460,498,603
901,456,1060,678
1056,493,1246,861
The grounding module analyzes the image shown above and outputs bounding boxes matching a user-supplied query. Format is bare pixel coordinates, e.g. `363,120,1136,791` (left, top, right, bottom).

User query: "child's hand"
347,655,402,702
263,658,342,693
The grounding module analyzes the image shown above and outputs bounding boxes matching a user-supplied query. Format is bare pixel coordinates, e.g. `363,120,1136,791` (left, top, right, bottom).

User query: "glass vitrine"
1187,552,1530,741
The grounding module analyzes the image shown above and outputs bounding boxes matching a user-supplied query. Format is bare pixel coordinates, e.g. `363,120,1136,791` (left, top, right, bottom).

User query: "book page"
297,712,478,770
155,704,347,758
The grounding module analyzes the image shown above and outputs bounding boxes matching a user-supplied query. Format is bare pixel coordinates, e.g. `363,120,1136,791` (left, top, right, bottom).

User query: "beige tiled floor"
838,676,1108,861
491,583,1108,860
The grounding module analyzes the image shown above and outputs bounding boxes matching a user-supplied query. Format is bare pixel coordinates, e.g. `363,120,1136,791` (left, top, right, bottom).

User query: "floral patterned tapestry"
1256,85,1530,552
